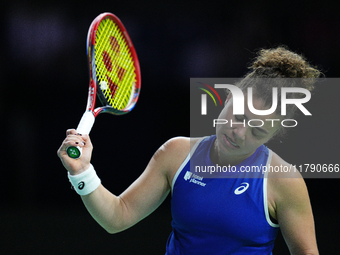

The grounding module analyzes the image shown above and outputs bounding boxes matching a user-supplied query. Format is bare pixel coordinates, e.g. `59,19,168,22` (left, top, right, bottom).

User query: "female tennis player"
58,46,320,254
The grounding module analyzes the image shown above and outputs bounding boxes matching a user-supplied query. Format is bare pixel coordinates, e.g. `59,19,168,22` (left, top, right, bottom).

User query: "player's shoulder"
159,136,202,156
153,136,203,163
150,136,202,180
269,150,303,179
167,136,203,147
268,150,308,199
267,150,312,226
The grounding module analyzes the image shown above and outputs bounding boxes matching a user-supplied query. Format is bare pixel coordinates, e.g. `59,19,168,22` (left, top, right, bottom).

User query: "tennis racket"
66,12,141,159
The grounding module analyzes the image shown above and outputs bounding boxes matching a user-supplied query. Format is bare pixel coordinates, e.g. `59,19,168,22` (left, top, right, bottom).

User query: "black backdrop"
0,1,339,254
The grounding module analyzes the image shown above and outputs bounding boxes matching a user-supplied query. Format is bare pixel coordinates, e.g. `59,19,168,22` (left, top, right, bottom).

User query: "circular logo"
78,181,85,190
66,147,80,159
234,182,249,195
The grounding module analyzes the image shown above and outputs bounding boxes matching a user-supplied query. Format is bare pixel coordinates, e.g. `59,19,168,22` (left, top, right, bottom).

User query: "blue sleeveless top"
166,135,279,255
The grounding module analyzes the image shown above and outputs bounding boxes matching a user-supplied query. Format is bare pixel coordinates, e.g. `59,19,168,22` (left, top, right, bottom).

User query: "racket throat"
87,79,97,112
77,111,95,135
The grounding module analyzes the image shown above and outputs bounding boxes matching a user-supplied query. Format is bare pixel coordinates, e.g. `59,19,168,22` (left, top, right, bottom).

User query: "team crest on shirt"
184,171,206,187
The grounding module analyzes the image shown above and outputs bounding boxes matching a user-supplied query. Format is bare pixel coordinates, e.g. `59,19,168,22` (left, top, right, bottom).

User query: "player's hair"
231,46,322,138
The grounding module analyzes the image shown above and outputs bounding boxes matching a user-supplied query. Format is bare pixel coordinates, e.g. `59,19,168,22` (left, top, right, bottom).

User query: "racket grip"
66,111,95,159
76,111,95,135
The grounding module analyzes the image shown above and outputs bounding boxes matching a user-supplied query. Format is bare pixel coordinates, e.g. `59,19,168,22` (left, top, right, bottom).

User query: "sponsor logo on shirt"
234,182,249,195
184,171,206,187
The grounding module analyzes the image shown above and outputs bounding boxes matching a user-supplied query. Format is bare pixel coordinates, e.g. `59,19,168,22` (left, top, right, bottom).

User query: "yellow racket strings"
95,18,136,110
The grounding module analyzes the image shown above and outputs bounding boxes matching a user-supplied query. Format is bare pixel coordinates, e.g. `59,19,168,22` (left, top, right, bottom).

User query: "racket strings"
95,18,136,110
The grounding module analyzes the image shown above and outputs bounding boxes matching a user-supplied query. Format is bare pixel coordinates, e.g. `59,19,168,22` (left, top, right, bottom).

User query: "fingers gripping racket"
66,13,141,159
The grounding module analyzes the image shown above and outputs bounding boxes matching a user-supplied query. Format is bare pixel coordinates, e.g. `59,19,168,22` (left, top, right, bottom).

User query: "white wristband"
67,164,101,195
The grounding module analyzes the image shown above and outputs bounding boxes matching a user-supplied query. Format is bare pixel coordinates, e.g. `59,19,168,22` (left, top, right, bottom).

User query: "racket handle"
66,111,95,159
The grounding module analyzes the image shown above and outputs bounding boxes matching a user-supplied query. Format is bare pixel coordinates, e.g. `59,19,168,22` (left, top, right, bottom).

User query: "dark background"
0,0,339,254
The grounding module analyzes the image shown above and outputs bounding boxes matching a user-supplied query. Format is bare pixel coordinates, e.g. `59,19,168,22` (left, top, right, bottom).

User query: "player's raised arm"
58,133,189,234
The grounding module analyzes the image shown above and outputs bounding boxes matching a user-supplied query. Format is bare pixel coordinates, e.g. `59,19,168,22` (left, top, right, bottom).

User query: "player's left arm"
271,160,319,255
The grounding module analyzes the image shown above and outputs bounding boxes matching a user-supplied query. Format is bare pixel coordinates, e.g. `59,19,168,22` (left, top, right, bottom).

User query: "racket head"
87,13,141,116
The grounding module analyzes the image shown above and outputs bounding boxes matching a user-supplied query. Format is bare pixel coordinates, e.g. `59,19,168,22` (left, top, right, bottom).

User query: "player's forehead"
230,96,282,134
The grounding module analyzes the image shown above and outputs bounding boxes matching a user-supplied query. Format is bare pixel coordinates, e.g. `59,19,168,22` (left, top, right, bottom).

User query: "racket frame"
66,12,141,159
86,12,141,117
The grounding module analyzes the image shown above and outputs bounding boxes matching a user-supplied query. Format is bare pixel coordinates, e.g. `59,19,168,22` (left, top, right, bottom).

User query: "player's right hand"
57,129,93,175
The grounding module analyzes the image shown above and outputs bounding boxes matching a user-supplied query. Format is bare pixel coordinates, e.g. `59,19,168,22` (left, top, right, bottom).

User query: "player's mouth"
224,134,240,149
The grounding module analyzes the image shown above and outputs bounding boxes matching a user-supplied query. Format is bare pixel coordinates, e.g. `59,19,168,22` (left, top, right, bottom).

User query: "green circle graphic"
67,147,80,159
